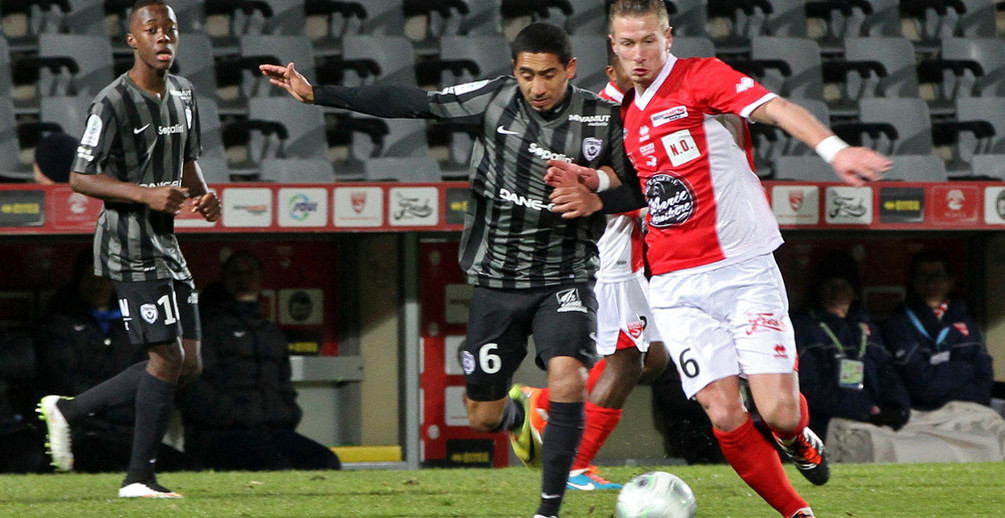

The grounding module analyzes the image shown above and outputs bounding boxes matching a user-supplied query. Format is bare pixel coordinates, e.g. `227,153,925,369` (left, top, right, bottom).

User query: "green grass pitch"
0,462,1002,517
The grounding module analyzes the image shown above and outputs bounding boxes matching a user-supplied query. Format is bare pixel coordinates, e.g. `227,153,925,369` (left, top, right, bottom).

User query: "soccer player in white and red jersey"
547,1,891,517
521,47,669,491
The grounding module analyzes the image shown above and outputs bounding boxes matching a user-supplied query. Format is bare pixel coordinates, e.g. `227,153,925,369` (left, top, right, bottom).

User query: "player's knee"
759,398,801,432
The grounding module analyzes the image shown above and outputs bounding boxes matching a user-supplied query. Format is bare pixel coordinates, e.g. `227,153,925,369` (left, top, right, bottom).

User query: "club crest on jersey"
556,288,587,313
140,303,159,324
582,137,603,161
645,173,695,227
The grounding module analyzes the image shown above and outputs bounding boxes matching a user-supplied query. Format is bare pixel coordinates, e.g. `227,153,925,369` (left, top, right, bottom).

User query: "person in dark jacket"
792,251,911,439
179,251,340,471
35,249,191,472
882,249,993,411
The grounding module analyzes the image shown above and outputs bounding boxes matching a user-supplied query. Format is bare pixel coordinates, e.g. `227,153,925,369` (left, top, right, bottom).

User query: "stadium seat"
881,154,948,182
197,156,233,184
740,36,824,100
237,34,316,99
223,97,327,172
751,97,830,176
430,34,510,86
919,37,1005,107
259,157,336,183
967,153,1005,180
933,96,1005,175
670,36,717,58
853,97,933,155
824,36,919,116
363,156,442,182
37,33,115,99
900,0,997,51
772,155,836,182
709,0,808,54
666,0,710,38
338,34,417,87
0,98,34,180
805,0,902,54
174,33,218,102
436,0,503,36
0,36,12,104
569,35,610,93
39,94,92,137
553,0,608,36
342,115,430,162
196,96,227,162
343,0,407,35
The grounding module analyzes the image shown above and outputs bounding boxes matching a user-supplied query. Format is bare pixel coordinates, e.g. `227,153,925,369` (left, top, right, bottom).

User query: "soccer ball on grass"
615,471,697,518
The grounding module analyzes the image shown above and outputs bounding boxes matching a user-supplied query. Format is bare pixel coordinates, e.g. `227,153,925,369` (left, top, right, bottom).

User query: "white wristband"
815,135,850,164
595,170,611,192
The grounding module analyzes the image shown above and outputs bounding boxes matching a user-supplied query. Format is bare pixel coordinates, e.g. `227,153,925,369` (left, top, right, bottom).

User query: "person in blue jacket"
792,251,910,438
881,249,993,411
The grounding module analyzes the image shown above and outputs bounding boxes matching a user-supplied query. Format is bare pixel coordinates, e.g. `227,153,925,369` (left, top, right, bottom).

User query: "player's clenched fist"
192,191,221,222
144,186,190,214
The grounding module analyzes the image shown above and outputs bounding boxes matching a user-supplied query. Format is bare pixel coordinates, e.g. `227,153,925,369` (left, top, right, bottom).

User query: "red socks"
714,416,808,517
571,400,623,471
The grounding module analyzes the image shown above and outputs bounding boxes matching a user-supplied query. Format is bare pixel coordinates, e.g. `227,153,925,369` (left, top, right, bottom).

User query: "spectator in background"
882,249,993,410
35,249,191,473
791,251,910,439
179,251,341,471
33,132,79,184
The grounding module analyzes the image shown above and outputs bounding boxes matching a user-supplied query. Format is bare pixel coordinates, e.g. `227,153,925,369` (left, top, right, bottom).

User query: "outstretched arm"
750,97,892,186
260,62,432,118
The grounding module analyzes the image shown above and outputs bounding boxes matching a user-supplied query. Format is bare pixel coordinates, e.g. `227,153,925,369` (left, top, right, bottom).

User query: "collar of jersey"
635,54,677,110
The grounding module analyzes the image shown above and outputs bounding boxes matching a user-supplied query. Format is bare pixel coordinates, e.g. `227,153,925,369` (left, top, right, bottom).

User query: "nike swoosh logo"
497,125,520,135
541,493,562,500
566,481,596,490
134,124,150,134
73,325,86,331
234,331,246,337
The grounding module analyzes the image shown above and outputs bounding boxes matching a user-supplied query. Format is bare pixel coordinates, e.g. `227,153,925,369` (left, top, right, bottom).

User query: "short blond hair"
608,0,671,34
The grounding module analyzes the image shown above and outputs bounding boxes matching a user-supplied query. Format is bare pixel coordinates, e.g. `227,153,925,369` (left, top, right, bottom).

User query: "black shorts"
463,282,599,401
113,278,201,346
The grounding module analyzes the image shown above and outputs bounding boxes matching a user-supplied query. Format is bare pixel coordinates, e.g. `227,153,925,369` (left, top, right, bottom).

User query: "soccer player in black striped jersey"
37,0,220,499
262,22,635,518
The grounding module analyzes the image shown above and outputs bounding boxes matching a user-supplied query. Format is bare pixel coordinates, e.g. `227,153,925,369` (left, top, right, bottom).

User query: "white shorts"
649,253,797,399
595,271,661,356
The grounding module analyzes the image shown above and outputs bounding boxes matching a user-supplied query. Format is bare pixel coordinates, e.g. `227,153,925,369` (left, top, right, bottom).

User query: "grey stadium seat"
772,155,836,182
259,158,336,183
38,34,115,98
882,155,948,182
339,34,417,87
570,35,610,93
435,34,511,86
40,95,92,137
363,156,442,183
670,36,717,59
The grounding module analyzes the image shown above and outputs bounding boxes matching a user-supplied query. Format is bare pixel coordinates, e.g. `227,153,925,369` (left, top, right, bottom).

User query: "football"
615,471,697,518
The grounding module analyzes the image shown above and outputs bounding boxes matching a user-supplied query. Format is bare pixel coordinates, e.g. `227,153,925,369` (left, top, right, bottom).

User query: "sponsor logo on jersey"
170,88,193,102
81,114,102,147
568,114,610,126
639,125,650,142
158,124,185,135
661,129,701,167
646,155,657,167
140,303,159,324
438,80,490,96
582,137,603,161
556,288,586,313
746,312,786,335
773,344,788,359
736,77,755,93
645,173,695,227
640,142,656,156
76,146,95,163
528,142,573,163
650,106,688,127
499,188,553,211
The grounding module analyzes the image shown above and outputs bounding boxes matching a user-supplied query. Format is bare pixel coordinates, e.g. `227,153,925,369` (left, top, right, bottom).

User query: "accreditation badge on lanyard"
818,318,867,391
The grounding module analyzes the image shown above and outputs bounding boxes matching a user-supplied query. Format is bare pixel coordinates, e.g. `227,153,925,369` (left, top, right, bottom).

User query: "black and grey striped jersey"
427,76,633,289
71,73,201,282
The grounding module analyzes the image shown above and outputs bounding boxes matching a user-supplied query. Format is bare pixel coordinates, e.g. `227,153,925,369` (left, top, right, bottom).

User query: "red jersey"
622,55,783,275
597,80,645,280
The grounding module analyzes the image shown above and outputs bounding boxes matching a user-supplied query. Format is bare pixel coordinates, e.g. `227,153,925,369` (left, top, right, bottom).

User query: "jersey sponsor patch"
650,106,688,127
661,129,701,167
582,137,602,161
645,173,695,227
438,79,490,96
81,114,102,147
